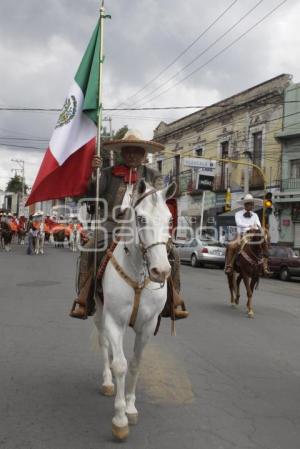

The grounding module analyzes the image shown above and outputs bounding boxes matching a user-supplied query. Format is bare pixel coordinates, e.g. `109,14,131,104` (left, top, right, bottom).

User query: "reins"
106,187,168,328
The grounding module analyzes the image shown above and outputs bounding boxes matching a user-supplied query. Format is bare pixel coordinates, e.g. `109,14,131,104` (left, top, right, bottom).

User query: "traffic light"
264,192,273,215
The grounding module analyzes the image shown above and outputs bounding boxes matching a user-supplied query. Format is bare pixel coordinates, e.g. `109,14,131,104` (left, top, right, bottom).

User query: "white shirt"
235,209,261,235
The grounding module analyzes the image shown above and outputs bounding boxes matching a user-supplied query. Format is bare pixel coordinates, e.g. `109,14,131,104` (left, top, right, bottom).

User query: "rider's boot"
224,249,234,274
166,244,189,320
262,257,273,277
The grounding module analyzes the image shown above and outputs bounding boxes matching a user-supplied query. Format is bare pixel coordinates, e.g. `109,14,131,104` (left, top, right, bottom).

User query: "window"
193,144,203,157
157,160,162,173
173,155,181,176
252,131,263,167
291,159,300,178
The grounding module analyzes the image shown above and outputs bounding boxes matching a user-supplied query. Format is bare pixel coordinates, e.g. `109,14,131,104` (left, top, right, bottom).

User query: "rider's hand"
91,155,103,171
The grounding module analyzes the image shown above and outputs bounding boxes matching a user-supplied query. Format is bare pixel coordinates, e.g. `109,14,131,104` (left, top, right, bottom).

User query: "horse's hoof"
126,412,138,425
112,423,129,440
248,310,254,318
101,384,115,397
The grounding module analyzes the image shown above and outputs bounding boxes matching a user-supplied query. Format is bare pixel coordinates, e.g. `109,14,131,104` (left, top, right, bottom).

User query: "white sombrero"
33,210,44,217
102,129,164,154
237,193,263,207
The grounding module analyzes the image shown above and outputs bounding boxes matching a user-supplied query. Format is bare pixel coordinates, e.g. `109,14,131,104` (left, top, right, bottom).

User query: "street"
1,243,300,449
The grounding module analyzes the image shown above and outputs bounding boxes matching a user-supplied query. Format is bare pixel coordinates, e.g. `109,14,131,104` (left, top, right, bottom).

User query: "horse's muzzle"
149,267,171,284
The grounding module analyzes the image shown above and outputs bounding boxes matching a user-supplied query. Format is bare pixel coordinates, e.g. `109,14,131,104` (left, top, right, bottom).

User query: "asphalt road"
1,243,300,449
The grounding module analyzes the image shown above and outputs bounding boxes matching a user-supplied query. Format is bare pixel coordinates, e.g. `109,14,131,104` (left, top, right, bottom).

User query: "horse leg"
35,236,39,255
103,313,129,440
227,272,236,306
93,308,114,397
236,274,242,305
40,236,44,254
126,319,156,425
243,276,254,318
248,277,257,318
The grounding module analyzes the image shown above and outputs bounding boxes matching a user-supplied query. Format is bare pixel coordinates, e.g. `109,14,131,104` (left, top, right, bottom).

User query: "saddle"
70,243,189,334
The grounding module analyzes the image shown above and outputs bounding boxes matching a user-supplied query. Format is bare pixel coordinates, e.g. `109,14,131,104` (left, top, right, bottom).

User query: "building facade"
152,74,292,238
275,83,300,248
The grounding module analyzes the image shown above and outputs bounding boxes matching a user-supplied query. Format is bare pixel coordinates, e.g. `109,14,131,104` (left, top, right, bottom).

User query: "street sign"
183,157,217,173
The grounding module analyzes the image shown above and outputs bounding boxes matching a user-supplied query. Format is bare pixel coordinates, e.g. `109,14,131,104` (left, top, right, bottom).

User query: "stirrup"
69,299,88,320
174,309,189,319
174,301,189,320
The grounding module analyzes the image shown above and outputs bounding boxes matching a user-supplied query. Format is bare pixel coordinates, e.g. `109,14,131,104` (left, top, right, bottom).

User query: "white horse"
93,179,176,440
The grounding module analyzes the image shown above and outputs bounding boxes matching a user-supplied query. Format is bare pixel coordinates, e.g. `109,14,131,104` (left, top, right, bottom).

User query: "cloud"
0,0,299,190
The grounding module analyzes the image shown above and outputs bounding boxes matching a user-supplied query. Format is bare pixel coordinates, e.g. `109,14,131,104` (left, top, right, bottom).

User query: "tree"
113,125,128,140
101,125,128,166
6,175,28,194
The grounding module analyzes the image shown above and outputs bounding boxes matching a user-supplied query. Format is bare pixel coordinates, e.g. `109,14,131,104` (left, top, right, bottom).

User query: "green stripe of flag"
75,23,100,125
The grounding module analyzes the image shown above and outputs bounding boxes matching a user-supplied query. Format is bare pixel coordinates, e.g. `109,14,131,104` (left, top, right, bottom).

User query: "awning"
216,207,263,227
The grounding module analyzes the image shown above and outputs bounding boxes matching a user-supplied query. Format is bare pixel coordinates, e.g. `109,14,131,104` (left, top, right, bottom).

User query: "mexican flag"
26,24,100,206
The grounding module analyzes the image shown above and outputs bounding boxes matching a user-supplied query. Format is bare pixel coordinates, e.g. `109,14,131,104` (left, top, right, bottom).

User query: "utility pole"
11,159,25,197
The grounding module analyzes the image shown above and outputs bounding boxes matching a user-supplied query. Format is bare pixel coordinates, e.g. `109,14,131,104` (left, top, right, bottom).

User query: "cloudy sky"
0,0,300,191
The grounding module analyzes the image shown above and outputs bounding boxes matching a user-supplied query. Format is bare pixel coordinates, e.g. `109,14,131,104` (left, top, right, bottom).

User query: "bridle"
240,230,266,266
122,187,170,286
132,188,168,256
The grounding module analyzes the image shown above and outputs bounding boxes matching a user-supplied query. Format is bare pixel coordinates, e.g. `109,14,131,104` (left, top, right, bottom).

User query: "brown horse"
226,229,269,318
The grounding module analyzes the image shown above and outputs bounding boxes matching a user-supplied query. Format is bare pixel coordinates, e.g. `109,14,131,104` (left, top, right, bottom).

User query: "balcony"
276,178,300,191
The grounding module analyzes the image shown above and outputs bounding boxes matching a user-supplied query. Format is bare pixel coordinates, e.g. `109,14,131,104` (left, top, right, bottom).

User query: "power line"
2,100,300,113
0,143,45,151
115,0,239,108
130,0,265,107
0,136,49,142
138,0,289,107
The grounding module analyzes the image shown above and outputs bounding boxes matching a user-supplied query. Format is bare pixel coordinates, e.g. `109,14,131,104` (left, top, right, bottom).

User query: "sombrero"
102,129,164,154
237,193,263,207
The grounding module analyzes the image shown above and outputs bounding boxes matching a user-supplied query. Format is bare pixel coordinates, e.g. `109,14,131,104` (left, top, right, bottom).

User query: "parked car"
268,245,300,281
177,238,226,268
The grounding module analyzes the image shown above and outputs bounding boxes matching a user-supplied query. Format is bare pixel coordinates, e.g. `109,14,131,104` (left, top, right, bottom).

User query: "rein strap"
107,250,150,328
240,250,263,266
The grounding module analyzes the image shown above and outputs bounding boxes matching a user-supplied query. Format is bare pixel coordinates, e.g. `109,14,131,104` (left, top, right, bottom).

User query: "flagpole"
94,1,110,297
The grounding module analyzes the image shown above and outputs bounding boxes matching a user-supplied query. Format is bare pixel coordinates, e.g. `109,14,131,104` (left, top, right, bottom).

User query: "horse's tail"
255,277,260,290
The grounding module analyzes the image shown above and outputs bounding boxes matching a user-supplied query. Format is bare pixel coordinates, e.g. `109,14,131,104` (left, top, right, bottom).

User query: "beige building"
152,74,292,234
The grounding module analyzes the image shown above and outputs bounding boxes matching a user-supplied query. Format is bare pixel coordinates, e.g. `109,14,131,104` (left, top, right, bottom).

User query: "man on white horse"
70,130,188,322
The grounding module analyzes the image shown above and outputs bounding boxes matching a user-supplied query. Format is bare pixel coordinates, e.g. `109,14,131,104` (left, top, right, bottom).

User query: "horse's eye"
136,216,146,226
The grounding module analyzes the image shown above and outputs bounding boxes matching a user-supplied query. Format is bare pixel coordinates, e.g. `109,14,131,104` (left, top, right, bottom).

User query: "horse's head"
245,228,269,253
132,179,176,284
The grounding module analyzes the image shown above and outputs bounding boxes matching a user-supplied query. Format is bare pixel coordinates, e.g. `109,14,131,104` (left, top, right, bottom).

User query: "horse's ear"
162,182,177,200
136,178,147,196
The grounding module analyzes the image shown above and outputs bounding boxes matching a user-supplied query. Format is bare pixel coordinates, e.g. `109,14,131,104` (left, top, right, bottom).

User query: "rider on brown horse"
224,193,271,276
